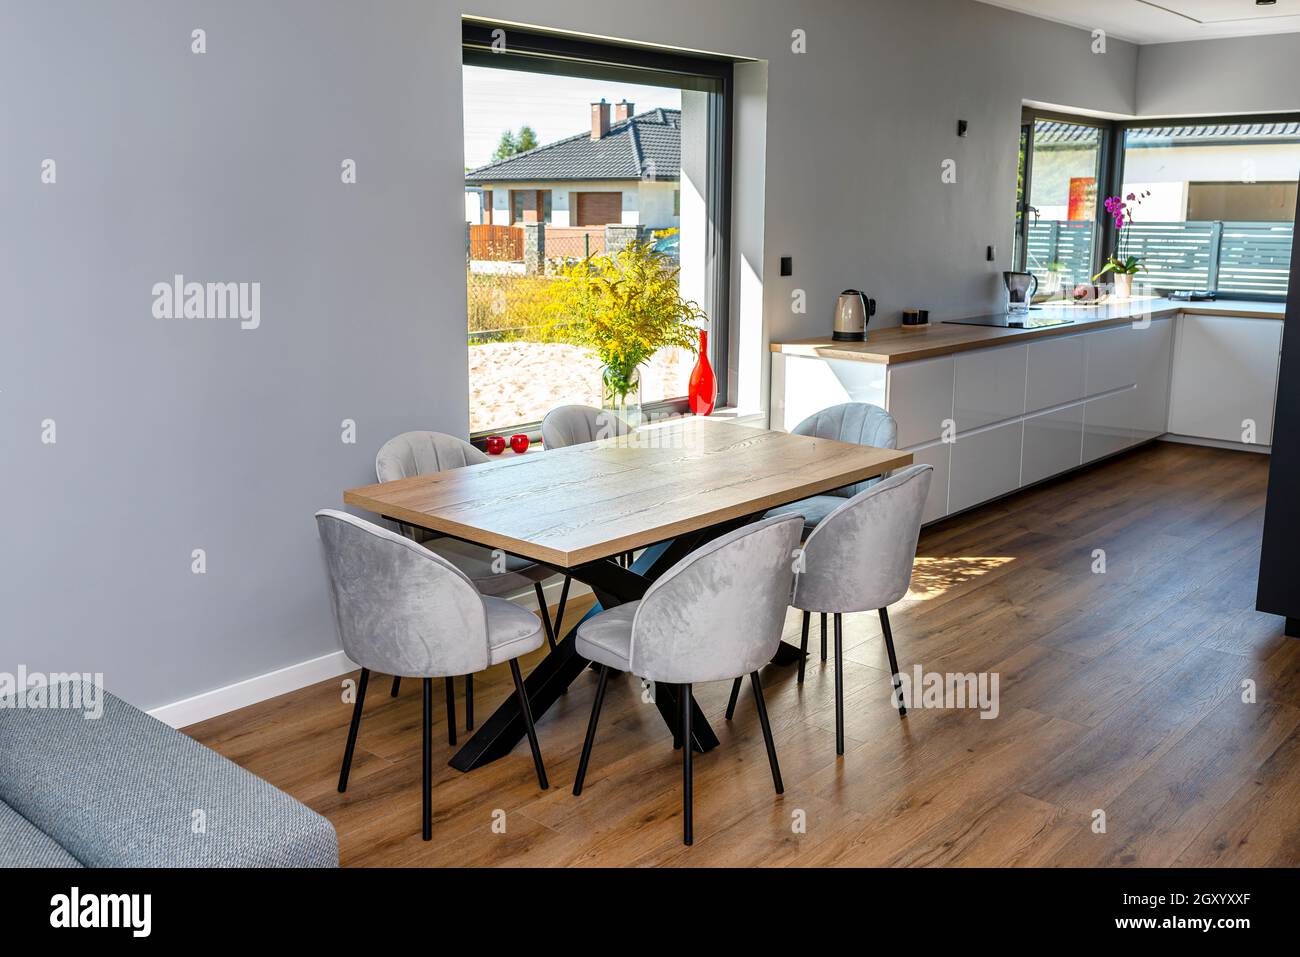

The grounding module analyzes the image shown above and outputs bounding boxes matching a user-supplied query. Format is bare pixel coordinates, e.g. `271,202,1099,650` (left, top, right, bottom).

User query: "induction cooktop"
943,312,1073,330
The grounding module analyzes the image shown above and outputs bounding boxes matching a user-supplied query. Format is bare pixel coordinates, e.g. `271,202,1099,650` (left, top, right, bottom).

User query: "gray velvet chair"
376,431,557,741
539,406,635,630
765,402,900,667
570,513,804,846
315,509,549,841
732,465,932,756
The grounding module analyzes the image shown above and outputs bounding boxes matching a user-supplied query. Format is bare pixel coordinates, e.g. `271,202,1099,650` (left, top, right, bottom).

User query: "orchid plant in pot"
1093,190,1151,300
538,239,705,427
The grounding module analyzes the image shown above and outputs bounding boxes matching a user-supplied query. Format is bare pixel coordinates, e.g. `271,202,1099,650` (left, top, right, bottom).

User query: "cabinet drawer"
1085,325,1139,396
1082,387,1136,463
887,355,954,448
949,420,1023,514
954,344,1027,432
1022,403,1084,486
908,440,951,525
1026,334,1086,412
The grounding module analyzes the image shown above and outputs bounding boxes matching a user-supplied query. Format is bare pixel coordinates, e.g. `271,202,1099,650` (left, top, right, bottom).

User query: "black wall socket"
957,119,968,137
780,256,793,276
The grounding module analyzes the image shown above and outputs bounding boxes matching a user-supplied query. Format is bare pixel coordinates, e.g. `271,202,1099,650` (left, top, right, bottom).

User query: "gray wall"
1,0,1137,710
1137,34,1300,116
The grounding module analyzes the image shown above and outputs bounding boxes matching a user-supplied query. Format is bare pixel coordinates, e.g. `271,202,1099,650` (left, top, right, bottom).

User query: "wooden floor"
187,441,1300,866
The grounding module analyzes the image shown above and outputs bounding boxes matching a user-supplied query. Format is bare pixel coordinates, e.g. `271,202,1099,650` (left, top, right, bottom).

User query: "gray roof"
1035,119,1300,148
465,108,680,184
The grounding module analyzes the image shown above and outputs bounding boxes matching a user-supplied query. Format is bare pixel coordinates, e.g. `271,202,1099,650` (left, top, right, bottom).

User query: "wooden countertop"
771,298,1286,365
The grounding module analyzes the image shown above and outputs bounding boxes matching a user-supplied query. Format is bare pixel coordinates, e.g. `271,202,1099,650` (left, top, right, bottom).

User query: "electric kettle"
832,289,876,341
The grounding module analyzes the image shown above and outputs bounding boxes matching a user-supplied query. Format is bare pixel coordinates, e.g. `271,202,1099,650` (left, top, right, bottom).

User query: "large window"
1117,120,1300,299
1013,110,1299,302
462,22,732,436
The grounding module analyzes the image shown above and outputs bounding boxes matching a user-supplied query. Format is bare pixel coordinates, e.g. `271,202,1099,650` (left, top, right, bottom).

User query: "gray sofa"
0,680,337,867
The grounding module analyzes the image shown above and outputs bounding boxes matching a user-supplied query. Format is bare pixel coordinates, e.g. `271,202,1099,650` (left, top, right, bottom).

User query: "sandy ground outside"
469,341,693,433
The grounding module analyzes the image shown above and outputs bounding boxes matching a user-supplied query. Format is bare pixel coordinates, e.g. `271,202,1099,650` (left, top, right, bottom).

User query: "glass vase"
601,364,643,429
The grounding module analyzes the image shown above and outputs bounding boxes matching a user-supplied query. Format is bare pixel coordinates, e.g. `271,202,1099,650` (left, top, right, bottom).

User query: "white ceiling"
975,0,1300,44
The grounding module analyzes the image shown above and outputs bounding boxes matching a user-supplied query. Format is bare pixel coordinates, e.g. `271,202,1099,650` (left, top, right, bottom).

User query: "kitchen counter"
770,297,1286,365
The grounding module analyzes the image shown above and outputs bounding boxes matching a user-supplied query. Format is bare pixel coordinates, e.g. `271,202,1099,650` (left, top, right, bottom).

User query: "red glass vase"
688,329,717,416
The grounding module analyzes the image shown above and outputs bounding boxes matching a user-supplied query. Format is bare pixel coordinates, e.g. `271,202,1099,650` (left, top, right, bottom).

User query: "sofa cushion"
0,681,338,868
0,800,82,868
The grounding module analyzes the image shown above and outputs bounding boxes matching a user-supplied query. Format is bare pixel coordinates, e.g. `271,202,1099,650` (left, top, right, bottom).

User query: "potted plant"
539,239,705,425
1093,191,1150,300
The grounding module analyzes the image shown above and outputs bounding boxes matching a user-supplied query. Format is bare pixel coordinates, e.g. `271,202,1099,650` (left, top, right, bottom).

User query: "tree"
493,125,539,161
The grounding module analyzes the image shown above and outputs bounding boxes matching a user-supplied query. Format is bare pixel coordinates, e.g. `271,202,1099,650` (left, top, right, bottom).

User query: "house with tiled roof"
465,100,681,231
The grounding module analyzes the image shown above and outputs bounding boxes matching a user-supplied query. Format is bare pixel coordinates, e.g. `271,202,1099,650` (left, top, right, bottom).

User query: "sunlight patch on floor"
906,556,1015,601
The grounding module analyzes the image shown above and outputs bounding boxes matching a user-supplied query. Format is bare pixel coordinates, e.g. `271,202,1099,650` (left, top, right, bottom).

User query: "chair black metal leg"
422,678,433,840
390,675,400,697
444,676,457,746
821,613,828,661
535,582,557,651
509,659,549,790
572,665,609,796
749,671,783,794
465,673,474,730
553,576,572,638
834,613,845,755
797,611,811,683
338,668,370,793
879,606,906,717
681,682,693,846
670,683,682,749
724,676,743,720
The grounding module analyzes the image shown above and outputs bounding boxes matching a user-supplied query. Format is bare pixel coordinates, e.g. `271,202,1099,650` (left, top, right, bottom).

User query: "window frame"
1017,107,1300,302
462,20,735,442
1014,107,1116,284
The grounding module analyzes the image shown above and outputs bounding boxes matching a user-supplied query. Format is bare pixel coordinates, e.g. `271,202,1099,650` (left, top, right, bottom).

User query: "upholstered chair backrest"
315,509,490,677
374,431,488,542
792,403,899,497
792,464,932,614
540,405,632,450
628,514,804,684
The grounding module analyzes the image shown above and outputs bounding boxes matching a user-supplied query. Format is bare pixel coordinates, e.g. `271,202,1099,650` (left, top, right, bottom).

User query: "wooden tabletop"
344,417,913,567
771,298,1285,365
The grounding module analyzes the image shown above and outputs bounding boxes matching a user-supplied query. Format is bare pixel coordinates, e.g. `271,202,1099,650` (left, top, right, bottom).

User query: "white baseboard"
150,576,594,731
1158,434,1271,455
150,649,358,730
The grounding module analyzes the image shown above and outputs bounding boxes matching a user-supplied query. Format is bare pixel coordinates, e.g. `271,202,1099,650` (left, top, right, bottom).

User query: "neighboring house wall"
638,181,680,231
476,181,682,228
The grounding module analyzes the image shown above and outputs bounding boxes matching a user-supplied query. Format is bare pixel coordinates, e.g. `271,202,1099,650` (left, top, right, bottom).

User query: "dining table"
343,416,912,772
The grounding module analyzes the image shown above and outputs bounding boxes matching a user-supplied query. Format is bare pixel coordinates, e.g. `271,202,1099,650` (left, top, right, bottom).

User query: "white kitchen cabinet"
1133,317,1174,442
953,344,1027,432
887,355,954,448
1021,402,1084,486
1168,314,1283,445
908,439,951,524
771,354,886,432
1026,334,1086,413
949,420,1023,514
1085,324,1140,396
1082,387,1136,463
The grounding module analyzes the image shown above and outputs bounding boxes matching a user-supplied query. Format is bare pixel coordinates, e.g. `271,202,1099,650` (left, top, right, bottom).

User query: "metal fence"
1027,220,1293,298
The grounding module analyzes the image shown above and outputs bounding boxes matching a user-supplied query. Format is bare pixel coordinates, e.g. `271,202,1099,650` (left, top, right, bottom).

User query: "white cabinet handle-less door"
1168,315,1284,446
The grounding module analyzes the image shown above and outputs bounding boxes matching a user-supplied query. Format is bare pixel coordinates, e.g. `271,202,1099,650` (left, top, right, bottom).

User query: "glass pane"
463,64,710,433
1024,119,1102,296
1120,121,1300,298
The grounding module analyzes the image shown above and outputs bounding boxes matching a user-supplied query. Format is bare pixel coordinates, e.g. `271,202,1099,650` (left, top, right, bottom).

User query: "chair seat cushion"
765,494,842,533
425,538,551,597
575,601,639,671
0,800,82,868
484,596,546,665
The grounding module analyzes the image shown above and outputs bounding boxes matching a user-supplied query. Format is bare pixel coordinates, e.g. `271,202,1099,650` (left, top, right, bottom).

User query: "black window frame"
1016,106,1300,302
462,19,736,443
